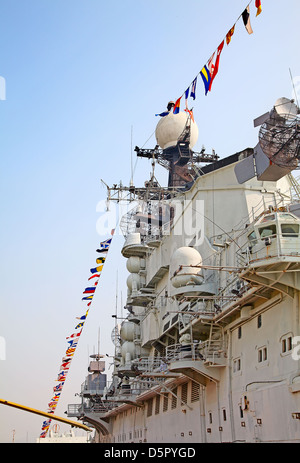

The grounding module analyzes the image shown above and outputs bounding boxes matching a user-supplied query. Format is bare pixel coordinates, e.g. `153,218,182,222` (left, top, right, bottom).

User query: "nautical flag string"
156,0,262,116
38,231,114,438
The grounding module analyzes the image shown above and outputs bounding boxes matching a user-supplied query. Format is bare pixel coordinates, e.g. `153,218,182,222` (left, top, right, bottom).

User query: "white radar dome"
155,111,199,150
170,246,203,288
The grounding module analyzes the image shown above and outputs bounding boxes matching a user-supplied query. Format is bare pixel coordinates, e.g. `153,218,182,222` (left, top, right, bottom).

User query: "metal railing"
237,232,300,267
165,340,226,363
67,401,116,417
131,357,163,373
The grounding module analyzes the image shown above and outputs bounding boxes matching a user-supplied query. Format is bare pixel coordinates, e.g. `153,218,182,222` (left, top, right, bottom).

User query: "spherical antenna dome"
170,246,203,288
155,110,199,150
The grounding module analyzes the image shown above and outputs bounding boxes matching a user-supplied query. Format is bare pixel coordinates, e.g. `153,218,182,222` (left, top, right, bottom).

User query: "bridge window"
248,230,257,245
258,224,277,239
281,224,299,237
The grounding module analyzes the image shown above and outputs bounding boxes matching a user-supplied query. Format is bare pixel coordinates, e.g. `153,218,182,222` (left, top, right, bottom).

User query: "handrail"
165,340,226,363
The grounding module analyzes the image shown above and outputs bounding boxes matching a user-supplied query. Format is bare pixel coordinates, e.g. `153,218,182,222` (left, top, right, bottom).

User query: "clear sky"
0,0,300,443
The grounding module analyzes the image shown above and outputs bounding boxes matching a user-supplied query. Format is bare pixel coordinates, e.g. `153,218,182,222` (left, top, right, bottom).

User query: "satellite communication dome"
170,246,203,288
155,111,199,150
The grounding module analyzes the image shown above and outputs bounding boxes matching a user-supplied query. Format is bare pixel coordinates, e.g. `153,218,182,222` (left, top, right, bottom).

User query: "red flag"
209,41,224,91
226,25,235,45
255,0,262,16
66,330,82,339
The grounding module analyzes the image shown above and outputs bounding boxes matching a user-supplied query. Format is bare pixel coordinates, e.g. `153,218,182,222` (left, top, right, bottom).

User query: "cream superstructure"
68,98,300,443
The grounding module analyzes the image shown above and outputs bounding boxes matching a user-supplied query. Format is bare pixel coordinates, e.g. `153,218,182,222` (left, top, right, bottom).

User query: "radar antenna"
235,97,300,183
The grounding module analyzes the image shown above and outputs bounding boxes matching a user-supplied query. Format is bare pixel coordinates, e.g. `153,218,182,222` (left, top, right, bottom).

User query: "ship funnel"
235,97,300,183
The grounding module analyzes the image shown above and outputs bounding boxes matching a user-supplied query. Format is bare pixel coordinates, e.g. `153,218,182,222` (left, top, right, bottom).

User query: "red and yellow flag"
255,0,262,16
226,25,235,45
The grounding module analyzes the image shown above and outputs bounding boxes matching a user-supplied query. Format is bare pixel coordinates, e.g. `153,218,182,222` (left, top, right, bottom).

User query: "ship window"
281,224,299,237
238,326,242,339
261,214,276,222
209,412,213,424
223,409,227,421
257,314,262,328
239,406,244,419
281,334,293,354
282,339,286,353
259,224,277,239
279,213,296,220
233,357,241,372
258,346,267,363
248,230,257,244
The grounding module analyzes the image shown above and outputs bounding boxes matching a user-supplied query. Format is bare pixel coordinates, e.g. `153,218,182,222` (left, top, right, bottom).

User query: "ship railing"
131,357,164,373
67,401,116,417
118,377,164,396
236,231,300,267
165,340,226,364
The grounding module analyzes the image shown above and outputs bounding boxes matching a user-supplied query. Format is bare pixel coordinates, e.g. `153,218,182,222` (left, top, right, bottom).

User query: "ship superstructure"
68,98,300,443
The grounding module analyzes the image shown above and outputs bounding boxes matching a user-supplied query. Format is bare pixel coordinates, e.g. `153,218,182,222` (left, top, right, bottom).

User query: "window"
248,230,257,245
281,224,299,237
223,409,227,421
281,334,293,354
258,346,267,363
280,213,296,220
257,314,262,328
261,214,276,222
238,326,242,339
208,412,213,424
239,406,244,419
259,224,277,238
233,357,241,373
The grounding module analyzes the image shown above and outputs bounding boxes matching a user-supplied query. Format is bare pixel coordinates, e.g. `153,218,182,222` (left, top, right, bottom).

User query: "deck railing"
165,340,226,363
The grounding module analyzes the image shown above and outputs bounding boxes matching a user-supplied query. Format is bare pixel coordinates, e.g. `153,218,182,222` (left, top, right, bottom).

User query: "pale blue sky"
0,0,300,443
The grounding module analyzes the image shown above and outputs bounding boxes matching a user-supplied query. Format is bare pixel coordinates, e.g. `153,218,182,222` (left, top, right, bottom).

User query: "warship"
67,96,300,443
